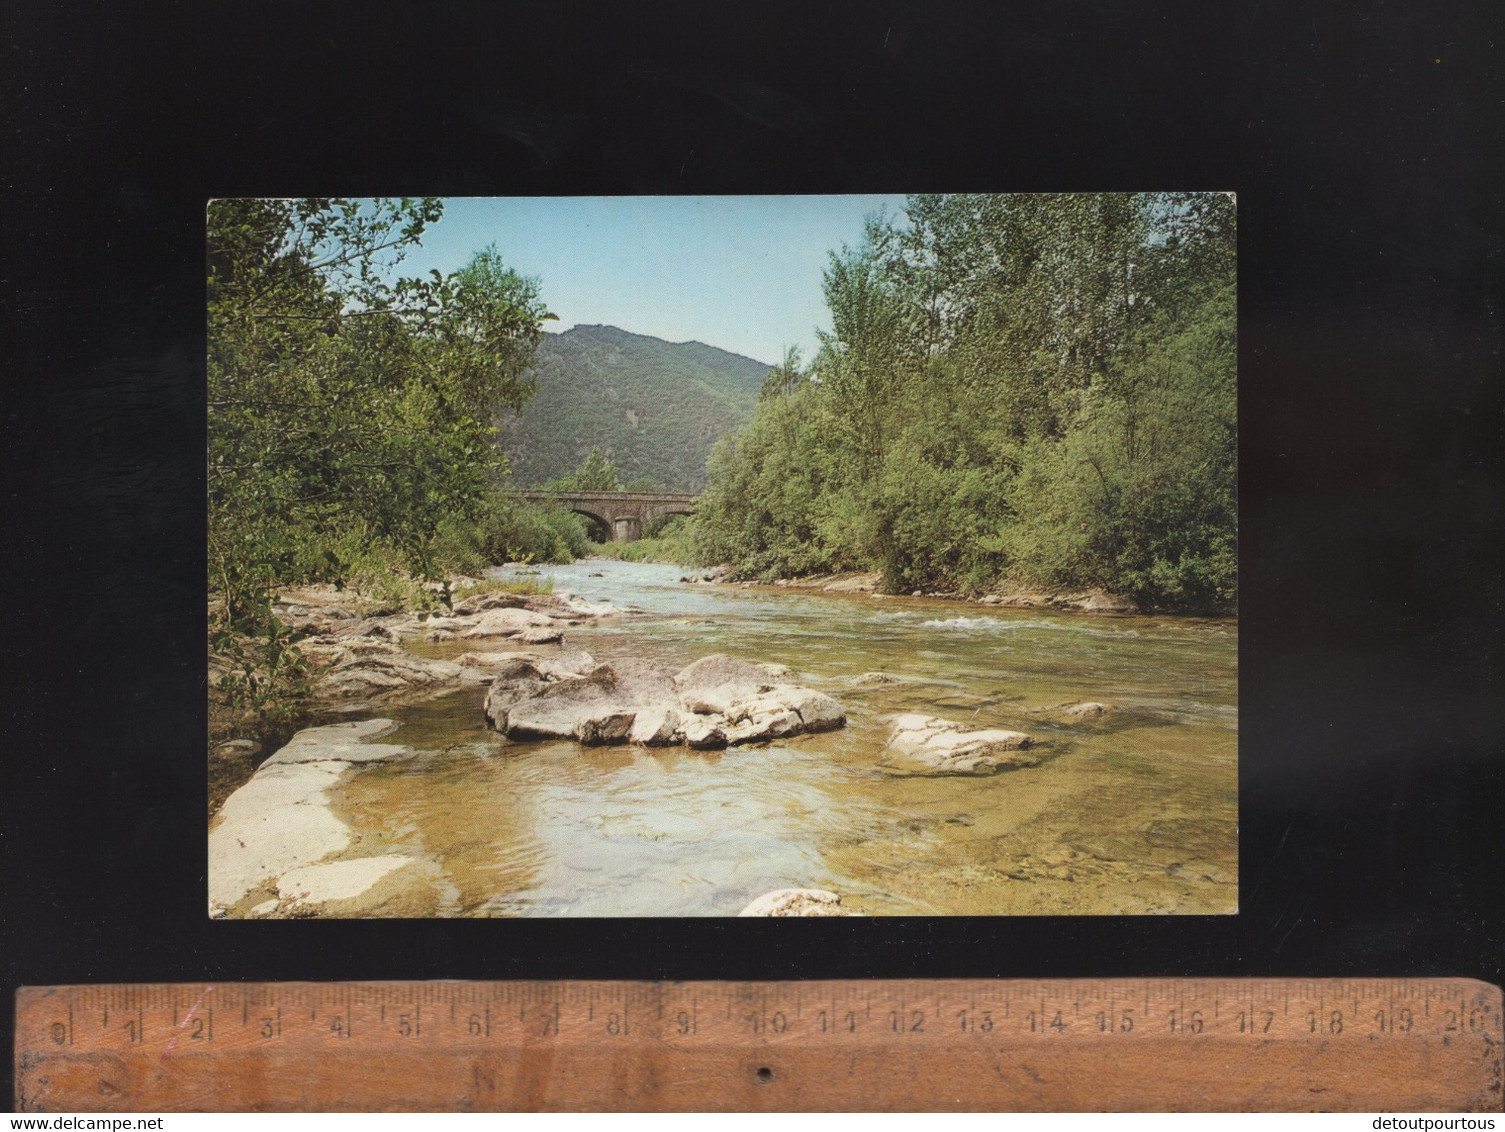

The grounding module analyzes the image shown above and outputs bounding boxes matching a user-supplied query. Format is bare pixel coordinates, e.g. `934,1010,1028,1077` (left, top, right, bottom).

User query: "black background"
3,0,1501,1107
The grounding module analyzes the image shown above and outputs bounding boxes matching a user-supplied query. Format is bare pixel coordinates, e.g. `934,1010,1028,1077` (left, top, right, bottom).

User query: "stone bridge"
515,489,699,542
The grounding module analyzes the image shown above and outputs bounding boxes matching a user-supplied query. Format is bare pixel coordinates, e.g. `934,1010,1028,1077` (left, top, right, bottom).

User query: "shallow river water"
332,560,1237,916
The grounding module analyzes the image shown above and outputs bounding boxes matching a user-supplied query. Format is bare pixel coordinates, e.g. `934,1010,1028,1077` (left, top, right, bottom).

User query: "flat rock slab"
451,607,557,639
209,720,412,916
449,591,530,617
312,651,463,700
208,761,353,915
738,888,855,916
260,719,410,766
883,712,1039,776
556,595,622,618
275,856,423,913
460,649,594,678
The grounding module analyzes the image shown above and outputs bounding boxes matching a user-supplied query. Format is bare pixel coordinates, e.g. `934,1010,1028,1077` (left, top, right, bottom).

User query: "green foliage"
603,516,701,564
996,284,1237,609
759,346,808,402
208,197,554,730
209,618,311,743
451,575,556,599
470,492,595,565
692,385,854,580
209,198,552,628
496,324,766,490
546,447,624,492
692,193,1237,612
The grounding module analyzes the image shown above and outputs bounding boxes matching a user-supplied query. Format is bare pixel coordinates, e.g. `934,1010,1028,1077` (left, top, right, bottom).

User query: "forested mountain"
496,324,769,490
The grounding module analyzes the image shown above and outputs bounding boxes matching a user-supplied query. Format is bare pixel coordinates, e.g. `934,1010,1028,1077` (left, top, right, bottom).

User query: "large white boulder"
499,659,679,744
485,651,848,750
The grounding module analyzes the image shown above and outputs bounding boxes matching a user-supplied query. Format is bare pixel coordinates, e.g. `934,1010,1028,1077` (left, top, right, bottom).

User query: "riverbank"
598,539,1235,616
208,574,630,815
672,566,1150,615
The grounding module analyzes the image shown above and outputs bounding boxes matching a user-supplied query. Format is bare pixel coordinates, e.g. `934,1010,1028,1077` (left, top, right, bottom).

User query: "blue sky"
392,196,908,368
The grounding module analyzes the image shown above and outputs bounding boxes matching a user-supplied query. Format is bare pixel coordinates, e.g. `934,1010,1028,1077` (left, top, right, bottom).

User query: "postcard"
207,193,1237,918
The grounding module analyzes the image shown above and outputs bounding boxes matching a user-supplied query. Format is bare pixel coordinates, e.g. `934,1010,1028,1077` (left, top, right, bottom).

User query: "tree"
208,198,552,630
759,346,807,401
442,243,554,418
811,235,908,474
690,192,1237,609
546,447,624,492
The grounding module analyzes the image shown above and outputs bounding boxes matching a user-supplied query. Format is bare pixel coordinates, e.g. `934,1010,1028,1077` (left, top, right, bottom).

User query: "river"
331,559,1237,916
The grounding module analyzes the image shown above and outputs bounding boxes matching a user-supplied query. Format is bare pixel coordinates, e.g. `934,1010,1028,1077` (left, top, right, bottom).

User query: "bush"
606,516,702,564
474,493,594,565
687,195,1235,613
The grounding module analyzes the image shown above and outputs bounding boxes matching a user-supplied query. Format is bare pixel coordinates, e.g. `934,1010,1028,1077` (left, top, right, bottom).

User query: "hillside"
496,324,770,490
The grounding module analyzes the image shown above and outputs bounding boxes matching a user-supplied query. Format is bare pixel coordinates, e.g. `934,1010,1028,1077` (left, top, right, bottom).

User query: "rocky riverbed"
208,560,1237,918
209,631,1062,916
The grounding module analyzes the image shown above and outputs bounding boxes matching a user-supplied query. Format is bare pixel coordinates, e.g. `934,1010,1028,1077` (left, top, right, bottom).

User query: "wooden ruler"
14,978,1503,1111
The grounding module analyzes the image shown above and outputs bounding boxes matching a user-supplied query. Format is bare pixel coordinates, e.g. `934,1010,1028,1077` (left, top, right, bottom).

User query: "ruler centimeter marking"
14,978,1503,1112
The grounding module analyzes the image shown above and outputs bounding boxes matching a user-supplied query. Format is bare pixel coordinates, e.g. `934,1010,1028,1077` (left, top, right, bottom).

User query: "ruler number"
745,1011,789,1035
1441,1008,1487,1033
260,1014,282,1039
190,1016,207,1041
958,1009,994,1033
1374,1008,1413,1034
1235,1010,1274,1034
889,1010,924,1033
1095,1010,1133,1033
674,1011,696,1036
605,1012,627,1036
1438,1005,1486,1035
817,1010,856,1033
1026,1011,1067,1033
1307,1010,1343,1035
1168,1010,1204,1034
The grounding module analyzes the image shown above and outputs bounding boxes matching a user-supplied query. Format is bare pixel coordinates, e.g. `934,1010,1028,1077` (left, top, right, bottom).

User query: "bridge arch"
565,507,614,542
642,504,695,539
512,489,700,543
644,503,695,524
